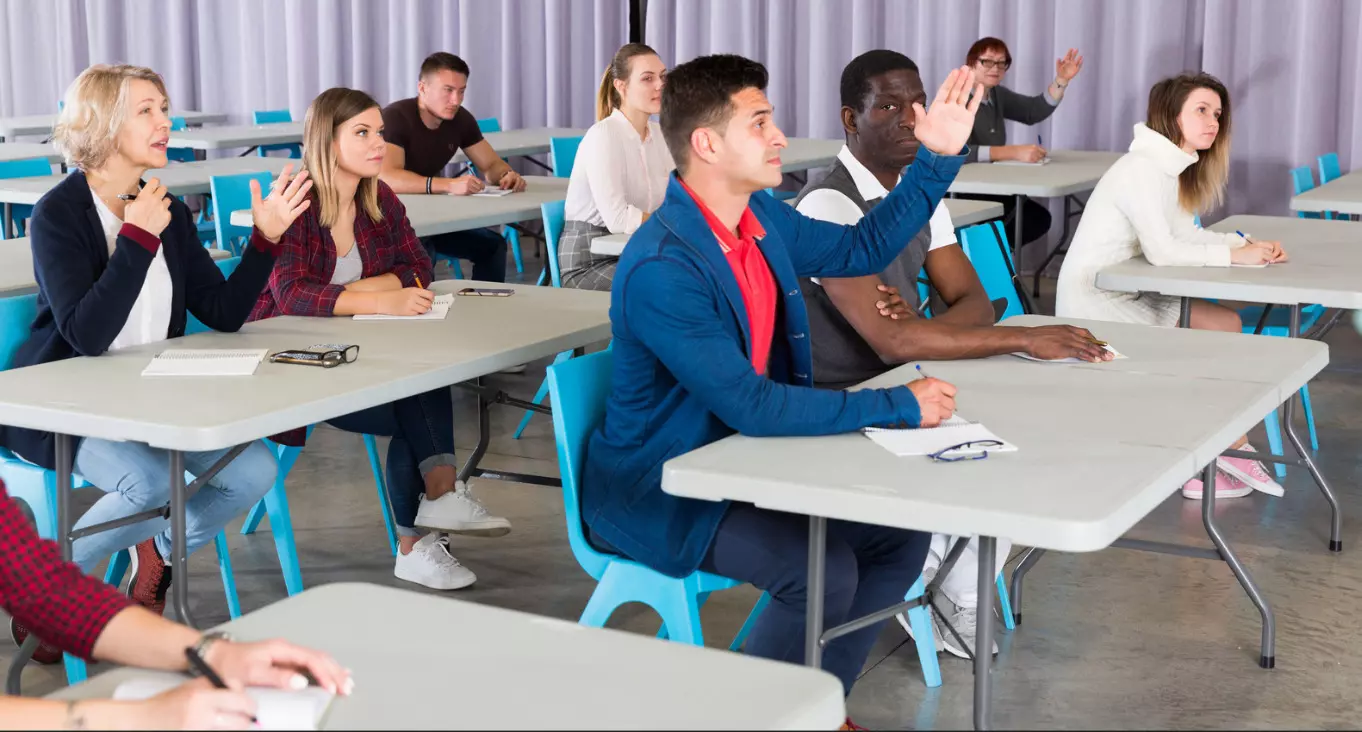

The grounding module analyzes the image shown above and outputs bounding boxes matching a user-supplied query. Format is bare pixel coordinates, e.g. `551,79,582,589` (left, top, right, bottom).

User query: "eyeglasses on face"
976,58,1011,71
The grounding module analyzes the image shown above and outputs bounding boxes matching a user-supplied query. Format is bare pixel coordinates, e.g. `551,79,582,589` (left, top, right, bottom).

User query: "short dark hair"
660,54,769,174
966,37,1011,68
839,50,919,111
420,52,470,79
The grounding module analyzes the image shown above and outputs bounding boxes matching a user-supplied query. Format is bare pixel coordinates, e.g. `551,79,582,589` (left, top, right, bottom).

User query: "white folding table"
0,157,293,206
1290,170,1362,217
662,315,1327,728
779,138,843,175
0,142,62,165
0,237,35,297
49,583,846,729
167,122,303,153
0,110,226,141
451,127,588,172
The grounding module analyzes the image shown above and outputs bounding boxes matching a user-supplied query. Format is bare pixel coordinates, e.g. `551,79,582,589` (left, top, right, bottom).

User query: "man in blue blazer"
582,54,983,695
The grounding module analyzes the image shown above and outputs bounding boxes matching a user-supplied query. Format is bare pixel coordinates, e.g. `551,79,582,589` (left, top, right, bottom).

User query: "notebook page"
863,417,1016,457
353,293,453,321
1011,344,1126,363
114,676,334,730
141,349,268,377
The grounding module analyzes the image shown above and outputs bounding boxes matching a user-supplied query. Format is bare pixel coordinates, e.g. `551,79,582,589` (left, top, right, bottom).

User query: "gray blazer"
967,85,1060,161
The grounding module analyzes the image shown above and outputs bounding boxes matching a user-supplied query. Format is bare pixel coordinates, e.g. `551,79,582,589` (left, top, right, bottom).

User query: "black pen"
117,194,136,201
184,647,259,724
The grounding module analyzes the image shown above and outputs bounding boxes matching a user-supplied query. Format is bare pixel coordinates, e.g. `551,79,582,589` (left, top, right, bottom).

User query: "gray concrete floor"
5,267,1362,729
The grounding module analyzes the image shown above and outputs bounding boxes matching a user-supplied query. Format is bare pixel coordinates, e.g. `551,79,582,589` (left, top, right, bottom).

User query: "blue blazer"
0,171,278,469
582,146,966,578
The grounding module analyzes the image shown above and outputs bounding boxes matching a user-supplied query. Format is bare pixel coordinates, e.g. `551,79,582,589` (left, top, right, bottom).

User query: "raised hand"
912,66,985,156
1056,49,1084,82
250,164,312,243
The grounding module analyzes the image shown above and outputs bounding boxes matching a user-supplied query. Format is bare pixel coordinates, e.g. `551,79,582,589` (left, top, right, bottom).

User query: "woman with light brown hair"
1056,71,1287,500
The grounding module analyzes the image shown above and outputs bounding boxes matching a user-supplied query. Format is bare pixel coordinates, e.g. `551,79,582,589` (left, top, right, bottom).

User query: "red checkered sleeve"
0,482,131,659
265,214,347,317
375,183,433,288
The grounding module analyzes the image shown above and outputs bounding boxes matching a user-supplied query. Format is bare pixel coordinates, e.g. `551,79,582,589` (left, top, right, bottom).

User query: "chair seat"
1239,305,1323,333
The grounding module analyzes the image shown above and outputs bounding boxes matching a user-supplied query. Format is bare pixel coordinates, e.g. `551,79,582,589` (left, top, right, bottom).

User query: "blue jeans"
422,228,508,283
71,439,277,572
326,389,457,536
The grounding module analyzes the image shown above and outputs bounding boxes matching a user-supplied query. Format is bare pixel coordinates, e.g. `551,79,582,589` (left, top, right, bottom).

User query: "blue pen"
915,364,931,380
1037,134,1043,147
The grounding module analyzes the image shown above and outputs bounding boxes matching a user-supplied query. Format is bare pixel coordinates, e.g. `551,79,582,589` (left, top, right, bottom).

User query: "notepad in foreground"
471,188,514,197
993,157,1051,166
353,293,453,320
863,419,1017,457
113,676,334,730
141,349,269,377
1011,344,1126,363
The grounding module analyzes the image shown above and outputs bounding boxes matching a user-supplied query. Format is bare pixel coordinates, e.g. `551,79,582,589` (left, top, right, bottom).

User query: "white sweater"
1055,123,1246,326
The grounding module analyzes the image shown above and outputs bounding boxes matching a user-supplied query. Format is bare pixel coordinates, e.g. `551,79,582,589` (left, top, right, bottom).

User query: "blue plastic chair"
959,222,1024,320
448,117,524,275
252,109,301,158
210,172,274,256
169,117,217,246
184,257,241,335
513,201,571,439
1319,152,1342,185
1241,304,1323,477
550,136,583,178
1291,166,1327,220
546,350,764,648
0,158,52,239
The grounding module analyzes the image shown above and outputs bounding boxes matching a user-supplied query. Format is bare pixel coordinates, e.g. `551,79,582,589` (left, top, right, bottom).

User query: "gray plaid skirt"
557,220,617,291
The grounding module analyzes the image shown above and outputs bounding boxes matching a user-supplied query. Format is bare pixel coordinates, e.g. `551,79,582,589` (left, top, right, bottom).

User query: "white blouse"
91,189,174,351
564,108,675,234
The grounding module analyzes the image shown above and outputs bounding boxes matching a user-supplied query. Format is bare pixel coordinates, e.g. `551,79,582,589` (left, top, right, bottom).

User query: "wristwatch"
187,631,233,675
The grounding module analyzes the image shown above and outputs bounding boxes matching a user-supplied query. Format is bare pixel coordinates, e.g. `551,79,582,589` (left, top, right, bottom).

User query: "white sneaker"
936,601,999,660
414,481,512,536
394,534,476,590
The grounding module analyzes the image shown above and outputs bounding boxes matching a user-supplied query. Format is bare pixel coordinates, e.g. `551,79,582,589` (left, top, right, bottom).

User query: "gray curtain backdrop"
645,0,1362,223
0,0,629,131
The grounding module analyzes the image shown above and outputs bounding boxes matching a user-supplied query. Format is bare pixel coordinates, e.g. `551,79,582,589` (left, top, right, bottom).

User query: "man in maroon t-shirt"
380,52,526,283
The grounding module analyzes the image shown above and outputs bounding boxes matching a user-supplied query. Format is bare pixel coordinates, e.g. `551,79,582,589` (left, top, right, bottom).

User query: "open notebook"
471,188,514,197
993,157,1051,166
353,293,453,321
141,349,269,377
1012,343,1126,363
114,676,334,730
863,414,1016,457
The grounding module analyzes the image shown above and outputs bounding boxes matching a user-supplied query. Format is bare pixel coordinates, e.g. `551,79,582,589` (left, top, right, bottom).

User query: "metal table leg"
168,450,195,627
973,536,998,730
1179,297,1192,328
1007,547,1047,625
1013,194,1025,259
1199,462,1276,666
1283,303,1344,551
805,516,828,668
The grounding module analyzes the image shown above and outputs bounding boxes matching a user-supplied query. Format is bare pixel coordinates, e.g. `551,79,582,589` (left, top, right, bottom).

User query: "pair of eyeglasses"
928,440,1004,463
977,58,1011,71
320,344,361,365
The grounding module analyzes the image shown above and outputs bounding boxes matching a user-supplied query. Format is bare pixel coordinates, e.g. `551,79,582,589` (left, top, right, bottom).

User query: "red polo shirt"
679,180,777,376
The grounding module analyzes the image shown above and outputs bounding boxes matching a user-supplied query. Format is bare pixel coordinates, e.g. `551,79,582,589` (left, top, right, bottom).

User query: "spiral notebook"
863,415,1017,457
353,293,453,321
141,348,269,377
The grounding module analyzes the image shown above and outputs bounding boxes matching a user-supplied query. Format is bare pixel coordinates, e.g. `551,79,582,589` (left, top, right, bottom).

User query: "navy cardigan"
583,146,966,578
0,171,279,469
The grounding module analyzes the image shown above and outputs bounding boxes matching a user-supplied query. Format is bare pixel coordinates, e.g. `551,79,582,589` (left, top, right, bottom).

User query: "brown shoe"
9,618,63,665
126,539,172,616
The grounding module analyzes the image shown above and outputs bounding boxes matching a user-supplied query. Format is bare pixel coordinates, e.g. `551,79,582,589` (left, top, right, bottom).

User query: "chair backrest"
252,109,300,158
546,349,615,580
541,200,566,288
166,116,197,163
185,258,242,335
476,117,502,133
211,172,274,254
0,158,53,180
1319,152,1342,184
550,136,584,178
959,221,1024,320
1290,166,1323,219
0,294,38,372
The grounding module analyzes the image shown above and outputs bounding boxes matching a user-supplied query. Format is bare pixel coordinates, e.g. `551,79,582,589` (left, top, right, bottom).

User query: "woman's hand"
205,638,353,696
375,287,436,316
123,678,257,730
123,178,173,237
1055,48,1084,83
251,165,313,243
1230,241,1280,265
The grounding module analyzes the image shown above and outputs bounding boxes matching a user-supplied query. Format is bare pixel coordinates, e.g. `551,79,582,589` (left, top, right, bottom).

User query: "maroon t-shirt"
381,97,484,178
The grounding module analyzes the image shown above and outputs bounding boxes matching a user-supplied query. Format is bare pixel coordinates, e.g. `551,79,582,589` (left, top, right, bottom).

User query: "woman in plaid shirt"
249,88,509,592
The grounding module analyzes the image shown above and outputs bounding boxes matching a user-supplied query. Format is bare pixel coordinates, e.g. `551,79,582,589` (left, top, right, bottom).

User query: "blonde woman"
250,87,510,591
558,43,673,290
0,64,309,634
1056,72,1287,499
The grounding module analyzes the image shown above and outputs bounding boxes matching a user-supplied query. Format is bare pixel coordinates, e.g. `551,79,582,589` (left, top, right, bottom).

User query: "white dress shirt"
564,108,675,234
91,189,173,351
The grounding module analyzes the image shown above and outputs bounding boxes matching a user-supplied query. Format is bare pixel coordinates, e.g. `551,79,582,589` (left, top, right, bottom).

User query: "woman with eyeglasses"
961,37,1084,247
249,88,511,592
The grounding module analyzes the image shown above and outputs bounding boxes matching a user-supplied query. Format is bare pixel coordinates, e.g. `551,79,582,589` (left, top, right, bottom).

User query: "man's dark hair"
420,52,470,79
660,54,769,174
840,50,919,111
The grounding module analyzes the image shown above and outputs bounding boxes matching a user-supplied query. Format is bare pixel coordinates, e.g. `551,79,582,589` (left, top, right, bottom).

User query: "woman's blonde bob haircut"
52,64,168,171
303,87,383,228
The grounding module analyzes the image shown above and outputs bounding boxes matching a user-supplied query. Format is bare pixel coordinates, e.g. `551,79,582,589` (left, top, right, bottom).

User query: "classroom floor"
4,266,1362,729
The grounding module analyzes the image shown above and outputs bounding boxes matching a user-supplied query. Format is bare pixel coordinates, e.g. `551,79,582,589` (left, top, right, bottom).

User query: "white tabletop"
0,280,609,452
662,315,1326,553
451,127,589,163
1290,170,1362,216
51,583,845,730
231,176,570,238
780,138,842,174
0,157,293,205
0,142,61,165
0,237,34,296
0,110,226,140
590,196,1004,257
1096,214,1362,308
167,121,303,151
947,150,1122,198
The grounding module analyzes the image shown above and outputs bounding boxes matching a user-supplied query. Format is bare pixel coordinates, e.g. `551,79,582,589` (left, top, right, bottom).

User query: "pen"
915,364,932,380
184,647,259,724
1037,134,1043,147
1235,230,1251,242
117,194,136,201
415,276,424,289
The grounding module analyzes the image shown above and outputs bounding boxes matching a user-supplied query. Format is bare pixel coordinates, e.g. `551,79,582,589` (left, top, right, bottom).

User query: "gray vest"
795,159,934,389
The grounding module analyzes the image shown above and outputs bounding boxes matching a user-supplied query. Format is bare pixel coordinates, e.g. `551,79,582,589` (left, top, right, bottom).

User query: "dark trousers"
327,389,456,532
422,228,508,283
700,503,930,696
959,193,1053,247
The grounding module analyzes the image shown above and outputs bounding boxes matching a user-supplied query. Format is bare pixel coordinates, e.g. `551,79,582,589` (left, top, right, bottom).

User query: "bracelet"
187,631,232,676
425,176,433,195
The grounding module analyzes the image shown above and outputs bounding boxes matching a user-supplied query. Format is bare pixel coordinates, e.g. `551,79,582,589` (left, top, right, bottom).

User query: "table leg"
1284,304,1344,551
168,450,196,627
1012,195,1025,259
1007,547,1047,625
973,536,998,730
1200,461,1276,667
805,516,828,669
457,378,492,484
1179,297,1192,328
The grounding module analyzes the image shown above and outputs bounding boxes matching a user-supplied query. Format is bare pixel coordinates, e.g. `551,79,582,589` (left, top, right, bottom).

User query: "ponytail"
596,65,619,122
597,43,659,122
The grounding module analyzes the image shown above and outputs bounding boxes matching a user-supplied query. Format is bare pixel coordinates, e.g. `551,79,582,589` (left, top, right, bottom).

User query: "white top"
1055,124,1246,319
90,189,173,351
661,315,1326,552
52,583,845,730
797,145,957,250
1290,169,1362,216
565,110,674,234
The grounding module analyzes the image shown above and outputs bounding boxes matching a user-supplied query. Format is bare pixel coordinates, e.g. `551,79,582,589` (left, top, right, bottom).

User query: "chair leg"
63,654,88,685
451,259,465,279
1301,384,1320,451
261,480,304,596
363,435,398,556
214,532,243,619
654,586,705,646
505,227,524,275
513,351,571,439
536,267,549,286
729,592,770,651
578,564,632,629
240,499,268,535
1262,408,1289,480
904,576,942,688
103,549,131,587
660,590,712,640
996,573,1015,631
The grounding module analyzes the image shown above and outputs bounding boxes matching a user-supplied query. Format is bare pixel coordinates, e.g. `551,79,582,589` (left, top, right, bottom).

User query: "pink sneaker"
1217,447,1285,497
1182,469,1253,500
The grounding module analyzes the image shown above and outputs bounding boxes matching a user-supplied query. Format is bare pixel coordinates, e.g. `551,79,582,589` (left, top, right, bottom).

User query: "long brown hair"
1146,72,1232,213
596,43,659,121
303,87,383,228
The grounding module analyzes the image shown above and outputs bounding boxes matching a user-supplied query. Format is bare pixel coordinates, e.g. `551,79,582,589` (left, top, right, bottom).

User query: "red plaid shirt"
249,181,434,321
0,480,131,659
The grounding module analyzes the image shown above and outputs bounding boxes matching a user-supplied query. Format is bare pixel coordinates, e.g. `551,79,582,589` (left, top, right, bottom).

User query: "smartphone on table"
457,288,514,297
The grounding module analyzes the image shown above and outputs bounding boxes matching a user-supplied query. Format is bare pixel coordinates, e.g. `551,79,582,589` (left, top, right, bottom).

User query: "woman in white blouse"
1056,72,1288,500
559,43,674,291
